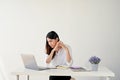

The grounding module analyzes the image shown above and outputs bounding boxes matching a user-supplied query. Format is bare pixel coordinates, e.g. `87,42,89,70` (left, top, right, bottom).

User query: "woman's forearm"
46,49,55,63
65,48,72,62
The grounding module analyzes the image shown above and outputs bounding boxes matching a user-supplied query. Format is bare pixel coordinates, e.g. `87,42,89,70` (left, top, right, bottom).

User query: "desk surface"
11,66,115,77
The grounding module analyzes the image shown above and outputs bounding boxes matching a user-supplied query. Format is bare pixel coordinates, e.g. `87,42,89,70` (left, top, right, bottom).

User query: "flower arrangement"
89,56,101,64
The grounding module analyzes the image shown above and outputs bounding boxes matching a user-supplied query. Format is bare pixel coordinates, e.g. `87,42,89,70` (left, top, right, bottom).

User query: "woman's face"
47,38,58,48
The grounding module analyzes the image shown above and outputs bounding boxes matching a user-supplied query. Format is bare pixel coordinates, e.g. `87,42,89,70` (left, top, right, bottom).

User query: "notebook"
21,54,50,71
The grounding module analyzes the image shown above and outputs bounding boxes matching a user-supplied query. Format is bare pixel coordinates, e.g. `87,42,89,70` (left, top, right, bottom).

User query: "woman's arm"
46,49,55,64
46,42,59,63
46,42,59,64
59,41,72,63
64,47,72,63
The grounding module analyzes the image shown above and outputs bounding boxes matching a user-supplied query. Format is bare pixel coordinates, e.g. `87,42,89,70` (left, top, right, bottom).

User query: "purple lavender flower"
89,56,101,64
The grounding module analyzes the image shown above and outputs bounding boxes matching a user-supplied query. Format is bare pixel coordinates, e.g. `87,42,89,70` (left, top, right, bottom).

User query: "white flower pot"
91,64,98,71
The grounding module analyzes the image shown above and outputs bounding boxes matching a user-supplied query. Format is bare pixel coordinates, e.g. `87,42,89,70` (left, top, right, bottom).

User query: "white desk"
11,66,115,80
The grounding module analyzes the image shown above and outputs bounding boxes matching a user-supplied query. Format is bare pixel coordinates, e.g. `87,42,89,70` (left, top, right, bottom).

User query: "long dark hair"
46,31,60,59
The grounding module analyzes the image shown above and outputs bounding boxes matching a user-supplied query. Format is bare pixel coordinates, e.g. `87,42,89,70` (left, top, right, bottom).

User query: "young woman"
45,31,74,80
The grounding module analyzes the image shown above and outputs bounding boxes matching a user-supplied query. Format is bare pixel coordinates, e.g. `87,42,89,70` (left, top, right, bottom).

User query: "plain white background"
0,0,120,80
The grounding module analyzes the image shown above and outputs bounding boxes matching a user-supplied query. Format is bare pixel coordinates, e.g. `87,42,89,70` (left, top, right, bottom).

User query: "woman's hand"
58,41,67,50
53,41,61,52
53,41,66,52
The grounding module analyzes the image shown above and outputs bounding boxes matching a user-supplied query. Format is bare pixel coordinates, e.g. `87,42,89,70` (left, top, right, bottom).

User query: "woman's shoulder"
65,44,71,48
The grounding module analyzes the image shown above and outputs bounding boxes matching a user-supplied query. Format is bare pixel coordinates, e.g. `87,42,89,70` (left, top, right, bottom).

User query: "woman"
45,31,74,80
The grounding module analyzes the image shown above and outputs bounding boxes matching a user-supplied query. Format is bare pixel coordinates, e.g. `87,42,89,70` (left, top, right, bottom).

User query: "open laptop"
21,54,50,71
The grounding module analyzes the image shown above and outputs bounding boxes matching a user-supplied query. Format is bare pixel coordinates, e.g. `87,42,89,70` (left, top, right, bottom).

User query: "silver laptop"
21,54,50,71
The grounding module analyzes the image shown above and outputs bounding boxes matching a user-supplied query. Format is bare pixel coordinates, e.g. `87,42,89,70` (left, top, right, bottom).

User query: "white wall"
0,0,120,80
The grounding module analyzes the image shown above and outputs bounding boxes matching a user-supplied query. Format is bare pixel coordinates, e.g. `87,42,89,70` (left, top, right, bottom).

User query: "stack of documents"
56,66,69,69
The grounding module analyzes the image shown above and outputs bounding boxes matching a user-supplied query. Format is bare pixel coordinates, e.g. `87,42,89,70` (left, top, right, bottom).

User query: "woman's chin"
50,46,54,48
